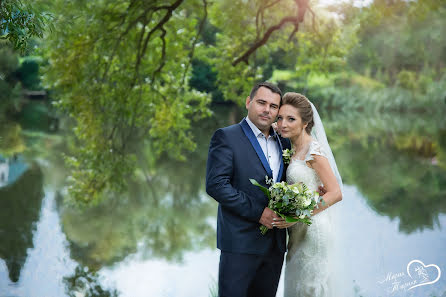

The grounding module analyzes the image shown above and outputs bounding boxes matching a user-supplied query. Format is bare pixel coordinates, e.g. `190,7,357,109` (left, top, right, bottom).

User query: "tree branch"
101,2,157,82
232,16,299,66
232,0,309,66
307,6,317,32
151,26,167,81
135,17,148,69
295,0,309,23
180,0,208,86
288,22,299,42
134,0,184,80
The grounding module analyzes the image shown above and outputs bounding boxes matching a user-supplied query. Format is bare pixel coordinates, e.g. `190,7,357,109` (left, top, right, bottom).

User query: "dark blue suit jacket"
206,118,291,255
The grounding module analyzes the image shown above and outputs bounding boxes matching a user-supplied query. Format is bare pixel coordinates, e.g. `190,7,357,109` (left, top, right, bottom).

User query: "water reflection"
58,105,240,270
323,111,446,233
0,163,43,283
59,180,216,270
0,104,445,296
64,265,119,297
333,185,446,297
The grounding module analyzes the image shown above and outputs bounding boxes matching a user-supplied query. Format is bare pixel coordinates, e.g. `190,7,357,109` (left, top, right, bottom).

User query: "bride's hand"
272,218,297,229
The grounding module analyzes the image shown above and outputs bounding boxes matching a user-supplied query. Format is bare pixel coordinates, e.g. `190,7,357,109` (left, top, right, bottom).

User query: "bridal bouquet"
250,177,325,235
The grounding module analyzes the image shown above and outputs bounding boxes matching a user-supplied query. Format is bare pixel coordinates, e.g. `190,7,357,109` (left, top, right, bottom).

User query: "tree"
41,0,318,202
58,108,234,268
0,0,52,53
0,41,23,116
337,0,446,83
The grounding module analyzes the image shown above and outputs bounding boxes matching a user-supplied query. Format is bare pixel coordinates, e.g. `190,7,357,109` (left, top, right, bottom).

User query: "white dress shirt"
245,116,281,181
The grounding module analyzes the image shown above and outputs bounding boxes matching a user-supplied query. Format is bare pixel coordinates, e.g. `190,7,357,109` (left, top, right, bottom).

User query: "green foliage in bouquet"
250,178,324,235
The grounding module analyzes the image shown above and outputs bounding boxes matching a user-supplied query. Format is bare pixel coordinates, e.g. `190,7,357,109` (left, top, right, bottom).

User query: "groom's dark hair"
249,82,282,102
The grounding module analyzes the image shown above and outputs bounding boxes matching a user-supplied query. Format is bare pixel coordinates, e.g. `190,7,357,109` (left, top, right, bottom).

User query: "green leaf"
260,225,269,235
284,216,299,223
249,178,270,199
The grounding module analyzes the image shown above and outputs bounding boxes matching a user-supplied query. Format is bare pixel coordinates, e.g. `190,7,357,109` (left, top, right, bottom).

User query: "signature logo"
406,259,441,290
378,259,442,294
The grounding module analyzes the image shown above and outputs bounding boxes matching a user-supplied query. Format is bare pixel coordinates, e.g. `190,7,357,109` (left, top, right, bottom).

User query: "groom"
206,82,291,297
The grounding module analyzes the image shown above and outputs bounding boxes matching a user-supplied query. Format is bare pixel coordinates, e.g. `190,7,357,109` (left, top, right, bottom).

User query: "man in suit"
206,82,291,297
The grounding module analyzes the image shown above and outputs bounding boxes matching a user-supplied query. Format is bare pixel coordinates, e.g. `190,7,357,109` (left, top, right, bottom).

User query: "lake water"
1,104,445,297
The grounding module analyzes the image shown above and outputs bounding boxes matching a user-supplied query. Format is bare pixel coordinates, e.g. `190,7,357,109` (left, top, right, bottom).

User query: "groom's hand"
259,207,279,229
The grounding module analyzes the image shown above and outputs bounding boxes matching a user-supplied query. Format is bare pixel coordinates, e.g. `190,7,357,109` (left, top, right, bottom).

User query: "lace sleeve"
304,141,327,162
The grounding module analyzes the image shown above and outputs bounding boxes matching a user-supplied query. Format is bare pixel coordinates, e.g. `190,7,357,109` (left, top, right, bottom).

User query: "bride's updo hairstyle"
282,92,314,134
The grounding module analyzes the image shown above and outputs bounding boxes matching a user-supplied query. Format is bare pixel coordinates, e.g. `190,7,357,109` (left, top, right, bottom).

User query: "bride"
272,92,343,297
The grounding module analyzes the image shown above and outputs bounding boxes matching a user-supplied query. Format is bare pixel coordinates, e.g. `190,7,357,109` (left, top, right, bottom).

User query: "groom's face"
246,86,281,134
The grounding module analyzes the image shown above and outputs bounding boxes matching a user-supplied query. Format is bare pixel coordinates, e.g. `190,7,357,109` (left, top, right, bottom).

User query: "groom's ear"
245,96,251,109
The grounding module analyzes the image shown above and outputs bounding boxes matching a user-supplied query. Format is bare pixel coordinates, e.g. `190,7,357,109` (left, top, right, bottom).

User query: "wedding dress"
284,140,336,297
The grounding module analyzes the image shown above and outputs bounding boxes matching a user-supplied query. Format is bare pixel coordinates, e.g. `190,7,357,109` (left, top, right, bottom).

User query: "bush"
17,57,42,90
396,70,417,92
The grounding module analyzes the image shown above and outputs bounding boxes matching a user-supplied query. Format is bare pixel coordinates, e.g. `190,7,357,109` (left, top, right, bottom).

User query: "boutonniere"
282,148,295,164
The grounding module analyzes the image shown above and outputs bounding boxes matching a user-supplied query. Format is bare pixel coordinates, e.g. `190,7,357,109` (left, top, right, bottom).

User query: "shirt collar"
245,116,276,139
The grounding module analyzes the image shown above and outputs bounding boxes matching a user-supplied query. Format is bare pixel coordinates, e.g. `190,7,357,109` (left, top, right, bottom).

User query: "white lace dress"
284,140,335,297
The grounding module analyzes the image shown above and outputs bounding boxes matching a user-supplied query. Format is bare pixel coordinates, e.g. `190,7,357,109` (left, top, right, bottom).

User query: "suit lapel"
275,131,284,182
240,118,273,178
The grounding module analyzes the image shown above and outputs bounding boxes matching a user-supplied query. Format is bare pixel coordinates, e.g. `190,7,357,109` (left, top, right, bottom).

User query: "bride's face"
277,104,307,139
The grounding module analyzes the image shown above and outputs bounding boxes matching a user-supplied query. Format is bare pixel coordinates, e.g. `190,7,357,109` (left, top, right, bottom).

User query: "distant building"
0,156,28,188
24,90,47,100
0,160,8,187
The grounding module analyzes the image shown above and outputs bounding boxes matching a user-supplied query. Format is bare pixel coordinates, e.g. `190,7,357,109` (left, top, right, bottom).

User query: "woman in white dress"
272,92,343,297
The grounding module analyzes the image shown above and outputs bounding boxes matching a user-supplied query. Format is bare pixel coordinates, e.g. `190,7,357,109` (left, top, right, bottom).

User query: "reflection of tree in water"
64,265,119,297
59,105,241,270
0,164,44,282
436,128,446,169
324,112,446,233
337,138,446,233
